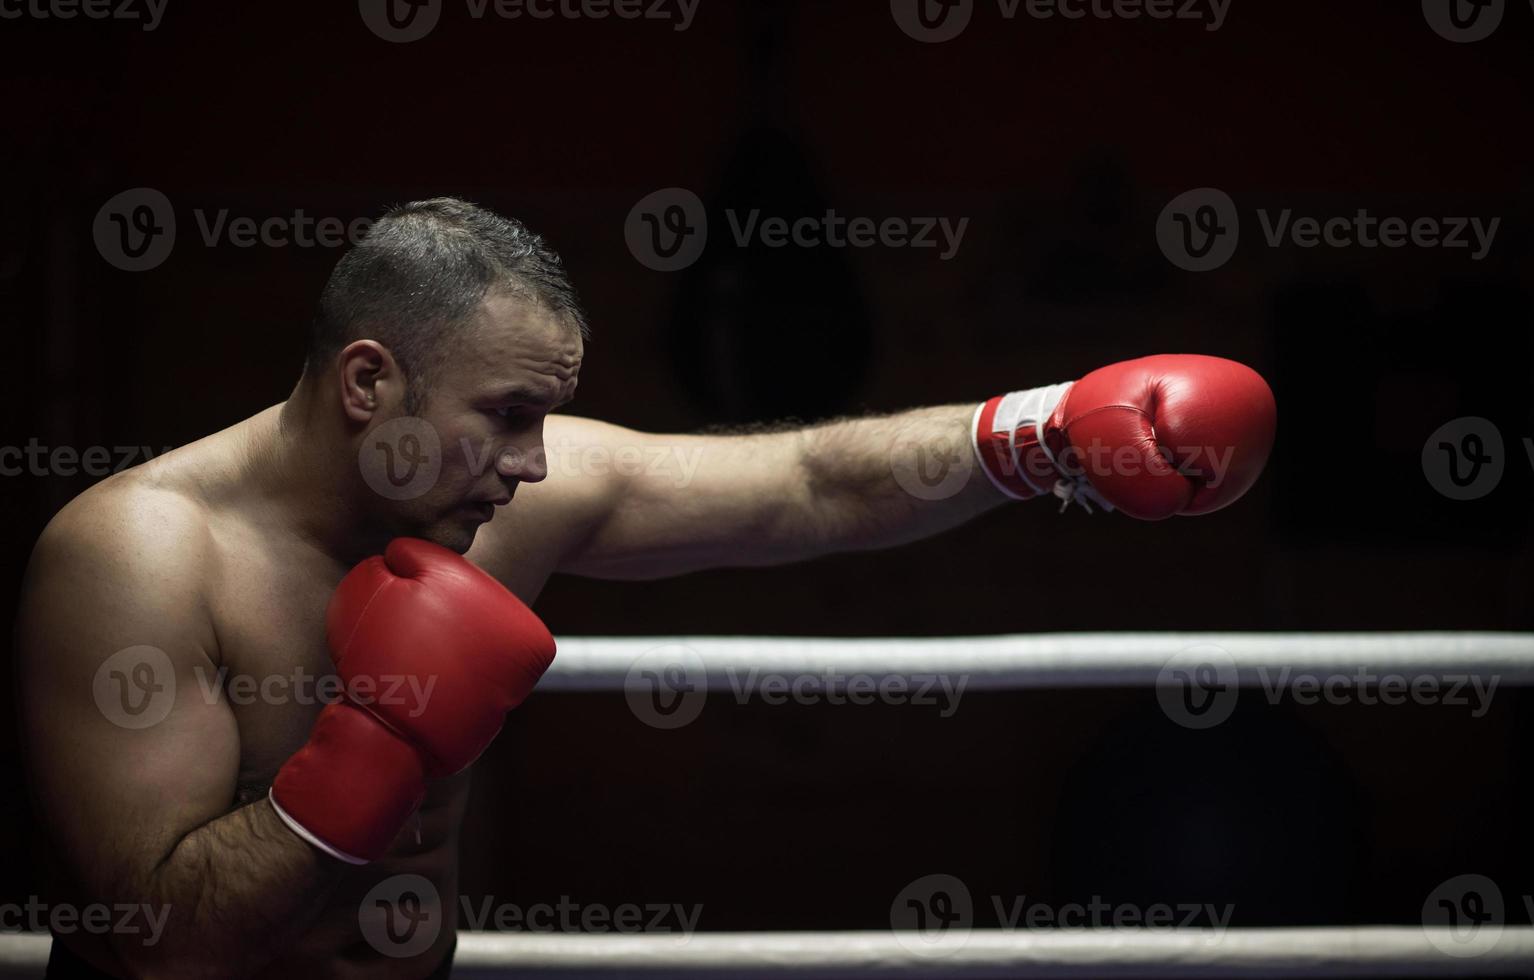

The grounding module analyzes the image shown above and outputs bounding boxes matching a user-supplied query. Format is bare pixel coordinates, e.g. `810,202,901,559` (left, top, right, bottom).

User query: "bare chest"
208,548,343,800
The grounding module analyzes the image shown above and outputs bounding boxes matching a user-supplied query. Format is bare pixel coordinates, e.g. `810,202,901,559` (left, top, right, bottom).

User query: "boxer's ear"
337,339,400,422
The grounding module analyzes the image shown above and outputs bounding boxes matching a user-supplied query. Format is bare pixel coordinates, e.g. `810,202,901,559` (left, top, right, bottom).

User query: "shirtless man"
16,198,1276,979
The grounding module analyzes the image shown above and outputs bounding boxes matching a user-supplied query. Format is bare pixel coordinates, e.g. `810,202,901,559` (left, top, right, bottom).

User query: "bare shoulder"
19,469,220,661
26,403,276,578
29,467,215,576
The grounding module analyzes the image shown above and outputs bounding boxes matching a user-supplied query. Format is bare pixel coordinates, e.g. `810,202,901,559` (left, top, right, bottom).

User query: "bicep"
17,496,241,901
540,416,813,580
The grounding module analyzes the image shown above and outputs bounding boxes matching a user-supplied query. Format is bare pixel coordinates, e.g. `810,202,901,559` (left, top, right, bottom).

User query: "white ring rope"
4,633,1529,977
2,928,1532,977
539,632,1534,690
453,927,1534,976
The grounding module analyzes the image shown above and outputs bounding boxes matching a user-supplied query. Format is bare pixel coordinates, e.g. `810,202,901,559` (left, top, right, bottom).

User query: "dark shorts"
46,934,459,979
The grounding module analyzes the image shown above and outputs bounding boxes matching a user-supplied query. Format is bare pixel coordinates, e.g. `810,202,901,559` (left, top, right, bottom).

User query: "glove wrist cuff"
270,700,427,864
971,381,1074,501
268,790,370,865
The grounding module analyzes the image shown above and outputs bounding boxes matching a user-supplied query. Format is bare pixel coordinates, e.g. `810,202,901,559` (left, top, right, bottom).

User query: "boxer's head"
303,198,586,552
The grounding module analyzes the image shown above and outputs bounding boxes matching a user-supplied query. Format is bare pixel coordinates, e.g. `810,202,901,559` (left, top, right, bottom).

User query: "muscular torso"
40,405,586,979
209,518,479,979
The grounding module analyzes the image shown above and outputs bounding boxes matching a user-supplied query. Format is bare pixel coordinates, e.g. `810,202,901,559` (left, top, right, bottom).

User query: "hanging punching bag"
668,1,874,426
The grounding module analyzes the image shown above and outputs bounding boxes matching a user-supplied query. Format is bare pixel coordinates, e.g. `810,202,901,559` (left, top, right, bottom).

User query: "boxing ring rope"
2,928,1532,978
1,632,1529,978
539,631,1534,689
452,927,1534,977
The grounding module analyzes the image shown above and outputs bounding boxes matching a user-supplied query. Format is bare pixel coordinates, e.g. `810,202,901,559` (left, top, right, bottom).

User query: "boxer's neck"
259,381,393,567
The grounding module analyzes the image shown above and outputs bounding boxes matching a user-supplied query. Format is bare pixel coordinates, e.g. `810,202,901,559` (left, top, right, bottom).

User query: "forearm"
549,410,1010,579
797,403,1008,555
113,800,344,979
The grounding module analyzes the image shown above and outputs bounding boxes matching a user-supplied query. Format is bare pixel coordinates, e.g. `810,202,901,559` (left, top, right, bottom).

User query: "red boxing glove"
972,354,1276,519
325,537,556,777
271,539,555,864
269,701,425,864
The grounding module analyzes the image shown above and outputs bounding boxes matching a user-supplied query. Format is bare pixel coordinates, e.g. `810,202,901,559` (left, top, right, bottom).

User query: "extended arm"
543,355,1275,582
547,406,1005,581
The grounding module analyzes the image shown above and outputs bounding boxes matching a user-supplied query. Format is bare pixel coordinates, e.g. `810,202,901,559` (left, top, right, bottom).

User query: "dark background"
2,0,1531,937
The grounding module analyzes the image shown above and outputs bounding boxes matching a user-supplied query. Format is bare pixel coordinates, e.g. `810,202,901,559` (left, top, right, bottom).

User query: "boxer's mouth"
462,502,496,523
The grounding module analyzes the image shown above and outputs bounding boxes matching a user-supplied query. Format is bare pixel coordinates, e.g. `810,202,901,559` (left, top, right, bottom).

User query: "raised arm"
15,488,343,980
